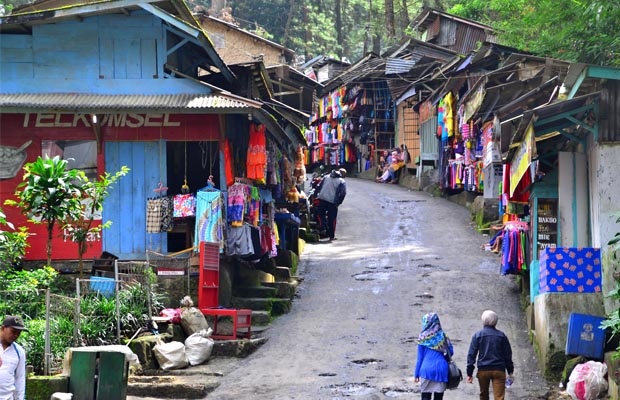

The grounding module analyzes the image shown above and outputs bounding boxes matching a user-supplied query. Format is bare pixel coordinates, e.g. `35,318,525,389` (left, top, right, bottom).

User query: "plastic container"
565,313,606,360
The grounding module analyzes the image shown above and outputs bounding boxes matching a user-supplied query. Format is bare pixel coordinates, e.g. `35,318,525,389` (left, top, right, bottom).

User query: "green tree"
5,155,85,266
0,207,29,267
63,166,130,277
447,0,620,66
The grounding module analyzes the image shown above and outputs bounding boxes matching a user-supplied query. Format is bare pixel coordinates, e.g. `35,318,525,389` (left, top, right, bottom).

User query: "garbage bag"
180,306,210,336
566,360,608,400
184,328,214,366
153,340,189,370
179,296,210,336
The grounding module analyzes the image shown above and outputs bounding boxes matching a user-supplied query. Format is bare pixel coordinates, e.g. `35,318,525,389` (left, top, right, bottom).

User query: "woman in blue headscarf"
414,312,454,400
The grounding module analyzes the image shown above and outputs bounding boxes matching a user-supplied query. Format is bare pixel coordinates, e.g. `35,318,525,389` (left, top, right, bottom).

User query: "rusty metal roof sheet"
0,93,262,113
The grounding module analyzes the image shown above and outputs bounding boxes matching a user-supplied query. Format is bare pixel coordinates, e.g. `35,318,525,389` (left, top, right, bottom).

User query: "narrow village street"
200,177,554,399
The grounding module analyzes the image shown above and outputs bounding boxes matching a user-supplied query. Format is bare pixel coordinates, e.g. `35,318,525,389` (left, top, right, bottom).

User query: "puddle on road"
352,271,392,281
327,382,375,396
383,387,417,397
350,358,382,366
326,382,417,397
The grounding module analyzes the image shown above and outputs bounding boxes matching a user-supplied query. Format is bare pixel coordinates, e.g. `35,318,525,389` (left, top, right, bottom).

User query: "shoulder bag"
445,350,463,390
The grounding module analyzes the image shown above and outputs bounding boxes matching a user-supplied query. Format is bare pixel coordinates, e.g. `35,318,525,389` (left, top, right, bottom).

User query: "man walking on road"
316,168,347,241
466,310,514,400
0,315,28,400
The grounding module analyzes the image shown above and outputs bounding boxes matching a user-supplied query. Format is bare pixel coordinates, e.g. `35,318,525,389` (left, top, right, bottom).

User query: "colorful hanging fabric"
437,99,445,138
173,194,196,218
194,190,225,252
222,138,234,187
500,222,529,275
247,123,267,183
443,92,455,140
227,183,249,227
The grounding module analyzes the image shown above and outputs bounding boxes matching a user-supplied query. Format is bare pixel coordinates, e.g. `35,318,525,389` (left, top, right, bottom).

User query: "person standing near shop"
414,312,454,400
316,168,347,241
466,310,514,400
0,315,28,400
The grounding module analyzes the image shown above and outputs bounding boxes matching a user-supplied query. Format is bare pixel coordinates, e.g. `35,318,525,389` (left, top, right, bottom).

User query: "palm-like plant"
63,167,129,276
5,156,84,265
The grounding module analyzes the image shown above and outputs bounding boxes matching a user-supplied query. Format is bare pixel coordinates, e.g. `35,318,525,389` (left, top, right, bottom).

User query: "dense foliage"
0,266,166,375
195,0,620,67
1,0,617,66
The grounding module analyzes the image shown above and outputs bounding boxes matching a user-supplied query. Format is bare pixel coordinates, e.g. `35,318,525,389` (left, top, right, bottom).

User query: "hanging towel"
146,198,163,233
195,191,225,252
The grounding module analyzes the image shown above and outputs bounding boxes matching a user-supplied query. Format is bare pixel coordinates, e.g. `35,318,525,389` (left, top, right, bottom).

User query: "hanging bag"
173,193,196,217
444,350,463,390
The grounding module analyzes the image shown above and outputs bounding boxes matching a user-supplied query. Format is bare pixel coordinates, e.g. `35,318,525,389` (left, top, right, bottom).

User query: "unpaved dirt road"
205,177,554,399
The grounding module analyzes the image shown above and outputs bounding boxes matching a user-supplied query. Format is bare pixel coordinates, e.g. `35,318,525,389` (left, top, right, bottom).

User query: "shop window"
42,140,98,181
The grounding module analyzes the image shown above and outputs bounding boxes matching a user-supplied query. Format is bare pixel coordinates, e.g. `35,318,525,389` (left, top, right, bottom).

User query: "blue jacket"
466,326,514,377
414,343,453,382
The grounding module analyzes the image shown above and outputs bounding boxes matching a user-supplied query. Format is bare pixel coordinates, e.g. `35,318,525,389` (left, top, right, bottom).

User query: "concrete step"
127,377,213,399
274,266,291,281
234,285,277,298
251,310,271,326
231,297,292,316
128,339,268,399
262,281,298,300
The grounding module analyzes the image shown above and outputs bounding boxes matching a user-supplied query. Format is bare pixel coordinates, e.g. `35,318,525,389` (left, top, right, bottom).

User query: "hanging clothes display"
194,189,225,252
246,123,267,183
499,221,529,275
146,184,173,233
146,198,163,233
173,194,196,218
222,138,235,187
227,182,250,227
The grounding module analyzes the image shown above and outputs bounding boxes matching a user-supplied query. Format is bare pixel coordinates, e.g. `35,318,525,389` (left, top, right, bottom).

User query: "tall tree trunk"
304,6,311,60
384,0,395,38
335,0,343,59
399,0,410,40
364,0,372,55
46,221,54,266
283,0,296,50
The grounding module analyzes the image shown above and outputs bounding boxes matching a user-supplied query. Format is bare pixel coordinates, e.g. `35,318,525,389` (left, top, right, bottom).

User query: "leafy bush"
0,266,168,374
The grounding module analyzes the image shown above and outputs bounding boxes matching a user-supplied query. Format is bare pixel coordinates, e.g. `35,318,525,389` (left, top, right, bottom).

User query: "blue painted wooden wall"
1,10,164,92
104,141,167,259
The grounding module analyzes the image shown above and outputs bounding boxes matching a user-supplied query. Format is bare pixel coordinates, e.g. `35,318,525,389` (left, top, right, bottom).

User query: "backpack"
335,181,346,205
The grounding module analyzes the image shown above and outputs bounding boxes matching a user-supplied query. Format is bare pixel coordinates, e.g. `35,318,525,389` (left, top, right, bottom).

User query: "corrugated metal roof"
385,58,418,74
0,93,262,112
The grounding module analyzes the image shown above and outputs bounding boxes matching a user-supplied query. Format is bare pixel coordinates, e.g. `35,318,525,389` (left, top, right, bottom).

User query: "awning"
0,93,262,114
505,92,600,164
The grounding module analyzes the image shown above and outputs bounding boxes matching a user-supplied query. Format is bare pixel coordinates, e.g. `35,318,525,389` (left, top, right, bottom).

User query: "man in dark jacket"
466,310,514,400
316,168,347,241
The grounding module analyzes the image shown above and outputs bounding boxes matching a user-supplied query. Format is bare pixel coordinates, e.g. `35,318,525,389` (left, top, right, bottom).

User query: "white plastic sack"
152,340,189,370
180,306,210,336
184,328,214,366
566,360,608,400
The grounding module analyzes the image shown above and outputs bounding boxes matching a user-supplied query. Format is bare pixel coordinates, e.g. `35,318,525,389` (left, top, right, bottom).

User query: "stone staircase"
231,278,299,327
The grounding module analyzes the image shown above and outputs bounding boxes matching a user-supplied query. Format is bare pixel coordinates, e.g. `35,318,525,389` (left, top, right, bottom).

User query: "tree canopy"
1,0,618,67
